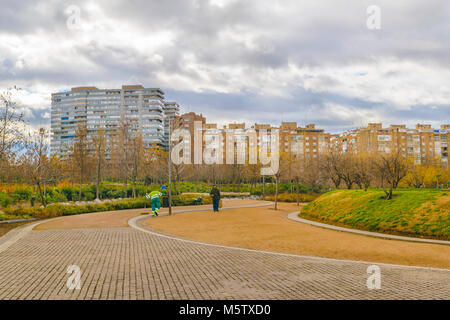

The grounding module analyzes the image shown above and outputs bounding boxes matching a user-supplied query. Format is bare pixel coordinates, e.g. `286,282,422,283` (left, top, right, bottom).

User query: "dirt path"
145,202,450,269
0,221,32,237
34,199,268,230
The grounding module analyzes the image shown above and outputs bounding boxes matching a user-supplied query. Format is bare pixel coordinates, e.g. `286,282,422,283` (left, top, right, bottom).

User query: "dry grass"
145,202,450,269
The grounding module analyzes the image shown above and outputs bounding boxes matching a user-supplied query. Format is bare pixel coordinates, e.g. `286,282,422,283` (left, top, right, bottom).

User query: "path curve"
287,212,450,246
130,211,450,272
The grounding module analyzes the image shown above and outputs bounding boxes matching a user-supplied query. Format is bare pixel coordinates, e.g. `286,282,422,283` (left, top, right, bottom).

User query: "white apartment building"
162,102,180,151
50,85,180,155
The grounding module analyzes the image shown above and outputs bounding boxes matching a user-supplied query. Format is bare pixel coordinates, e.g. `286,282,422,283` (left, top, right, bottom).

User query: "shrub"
60,186,75,201
51,191,68,203
0,191,13,208
82,191,95,201
3,193,215,219
30,194,37,206
12,188,33,201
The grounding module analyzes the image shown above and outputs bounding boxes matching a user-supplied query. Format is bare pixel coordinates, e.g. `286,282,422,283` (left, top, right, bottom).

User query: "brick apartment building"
331,123,449,165
171,112,449,166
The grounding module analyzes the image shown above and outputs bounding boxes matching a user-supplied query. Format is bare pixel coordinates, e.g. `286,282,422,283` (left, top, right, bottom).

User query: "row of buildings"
173,112,449,165
50,85,449,166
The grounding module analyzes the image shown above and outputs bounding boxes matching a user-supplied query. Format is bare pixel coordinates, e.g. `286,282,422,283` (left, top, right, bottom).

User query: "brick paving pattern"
0,221,449,299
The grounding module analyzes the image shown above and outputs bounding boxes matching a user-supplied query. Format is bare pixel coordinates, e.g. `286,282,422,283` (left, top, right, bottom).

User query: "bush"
30,194,37,206
3,194,216,219
0,191,13,208
60,186,76,201
12,188,33,201
51,191,68,203
82,191,95,201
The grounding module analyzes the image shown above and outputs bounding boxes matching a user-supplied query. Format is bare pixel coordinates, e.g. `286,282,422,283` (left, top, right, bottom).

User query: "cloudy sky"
1,0,449,132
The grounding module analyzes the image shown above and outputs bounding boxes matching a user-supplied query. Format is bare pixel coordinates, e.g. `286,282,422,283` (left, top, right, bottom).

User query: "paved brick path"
0,215,449,299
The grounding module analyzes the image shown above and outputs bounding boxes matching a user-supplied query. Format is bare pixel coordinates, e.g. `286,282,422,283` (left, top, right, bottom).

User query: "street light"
165,114,173,215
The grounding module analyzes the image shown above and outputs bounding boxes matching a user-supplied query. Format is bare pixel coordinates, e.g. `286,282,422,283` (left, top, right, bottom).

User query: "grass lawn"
300,189,450,240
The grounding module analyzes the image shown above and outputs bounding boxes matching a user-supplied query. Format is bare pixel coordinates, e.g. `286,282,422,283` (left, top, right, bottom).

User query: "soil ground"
145,202,450,269
0,221,31,237
33,199,267,230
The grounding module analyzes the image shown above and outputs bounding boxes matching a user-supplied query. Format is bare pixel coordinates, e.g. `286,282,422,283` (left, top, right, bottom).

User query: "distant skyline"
1,0,449,133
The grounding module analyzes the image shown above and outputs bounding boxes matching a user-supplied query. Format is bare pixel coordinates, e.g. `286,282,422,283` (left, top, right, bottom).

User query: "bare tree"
112,120,132,197
374,150,409,200
244,163,261,194
92,127,106,199
291,156,303,206
144,142,163,185
21,128,51,206
129,132,145,198
352,154,373,191
0,86,26,160
70,123,92,201
172,163,185,195
273,151,289,210
320,152,342,188
301,156,323,191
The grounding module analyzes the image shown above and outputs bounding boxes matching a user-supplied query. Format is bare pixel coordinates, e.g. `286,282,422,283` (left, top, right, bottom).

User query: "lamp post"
167,115,172,215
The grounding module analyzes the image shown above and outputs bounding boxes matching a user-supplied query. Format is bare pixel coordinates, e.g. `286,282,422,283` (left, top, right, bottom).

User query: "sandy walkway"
34,199,267,230
145,202,450,269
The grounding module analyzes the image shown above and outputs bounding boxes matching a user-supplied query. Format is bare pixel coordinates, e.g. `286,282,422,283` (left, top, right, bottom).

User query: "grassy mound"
300,189,450,240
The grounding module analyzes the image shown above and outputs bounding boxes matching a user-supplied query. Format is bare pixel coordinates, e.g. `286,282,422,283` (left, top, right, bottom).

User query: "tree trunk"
385,187,393,200
296,178,300,206
132,176,136,198
96,160,101,200
37,182,46,207
173,180,178,195
262,176,265,198
274,177,279,210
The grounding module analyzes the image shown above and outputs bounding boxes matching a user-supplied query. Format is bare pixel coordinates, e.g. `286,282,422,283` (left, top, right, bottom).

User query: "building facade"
331,123,449,165
50,85,179,155
171,113,449,166
171,114,331,163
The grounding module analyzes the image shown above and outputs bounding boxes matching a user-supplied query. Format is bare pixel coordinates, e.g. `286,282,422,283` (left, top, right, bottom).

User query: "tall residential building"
50,85,179,155
162,102,180,151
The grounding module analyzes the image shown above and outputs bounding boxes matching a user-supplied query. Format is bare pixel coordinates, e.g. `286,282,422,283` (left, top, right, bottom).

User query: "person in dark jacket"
210,184,221,212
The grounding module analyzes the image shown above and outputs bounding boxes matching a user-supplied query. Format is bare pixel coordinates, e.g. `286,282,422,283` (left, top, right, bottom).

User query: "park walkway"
0,201,449,300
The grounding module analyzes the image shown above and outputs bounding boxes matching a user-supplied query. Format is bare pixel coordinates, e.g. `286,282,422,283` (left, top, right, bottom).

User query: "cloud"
0,0,449,131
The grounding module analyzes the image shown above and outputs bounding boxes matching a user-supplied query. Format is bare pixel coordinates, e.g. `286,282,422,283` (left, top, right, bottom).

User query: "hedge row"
2,195,212,220
1,182,324,207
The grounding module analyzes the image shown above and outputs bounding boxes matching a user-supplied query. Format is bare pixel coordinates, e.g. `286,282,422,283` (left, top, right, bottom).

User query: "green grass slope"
300,189,450,240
